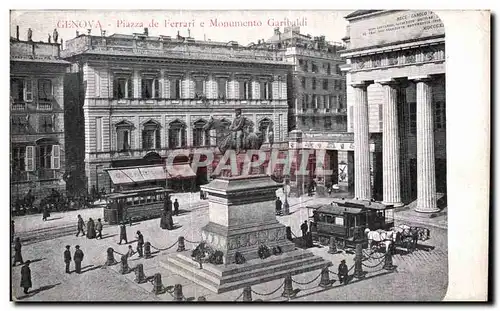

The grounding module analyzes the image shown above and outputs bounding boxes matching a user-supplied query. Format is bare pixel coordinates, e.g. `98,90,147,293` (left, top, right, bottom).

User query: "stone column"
378,79,403,207
411,76,439,213
397,84,412,203
351,82,371,200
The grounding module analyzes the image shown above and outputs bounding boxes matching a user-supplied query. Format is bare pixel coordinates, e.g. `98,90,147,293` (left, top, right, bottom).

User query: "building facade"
61,30,290,193
10,29,70,204
257,27,350,195
341,10,446,212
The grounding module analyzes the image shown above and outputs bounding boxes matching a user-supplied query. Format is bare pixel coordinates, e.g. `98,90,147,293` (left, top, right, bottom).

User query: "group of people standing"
76,215,104,239
64,245,85,274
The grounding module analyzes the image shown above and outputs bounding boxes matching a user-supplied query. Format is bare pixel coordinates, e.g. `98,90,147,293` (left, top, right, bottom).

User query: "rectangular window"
117,129,131,151
217,78,228,99
301,77,306,89
323,79,328,90
38,145,52,169
96,117,103,151
434,101,446,130
327,63,331,75
312,78,316,90
239,81,252,100
324,117,332,129
11,78,25,102
409,102,417,134
114,77,132,99
348,106,354,131
168,128,186,148
141,78,159,99
39,115,54,133
335,216,344,226
312,62,318,73
195,79,206,97
142,128,159,150
12,147,26,172
170,79,182,99
260,81,272,100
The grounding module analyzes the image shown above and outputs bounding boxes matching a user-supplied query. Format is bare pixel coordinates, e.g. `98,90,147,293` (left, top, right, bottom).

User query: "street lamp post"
283,175,290,216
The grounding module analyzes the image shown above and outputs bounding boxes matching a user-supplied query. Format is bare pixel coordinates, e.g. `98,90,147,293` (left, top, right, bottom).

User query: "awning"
106,165,167,185
166,164,196,179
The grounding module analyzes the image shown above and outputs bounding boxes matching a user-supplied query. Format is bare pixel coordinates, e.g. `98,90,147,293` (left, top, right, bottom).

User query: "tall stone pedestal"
161,174,331,293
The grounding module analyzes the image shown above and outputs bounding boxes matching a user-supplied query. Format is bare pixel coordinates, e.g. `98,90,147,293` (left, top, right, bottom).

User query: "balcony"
11,102,26,111
37,100,53,111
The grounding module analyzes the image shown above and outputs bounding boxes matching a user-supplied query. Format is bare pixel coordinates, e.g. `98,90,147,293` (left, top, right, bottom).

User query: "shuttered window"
25,146,35,172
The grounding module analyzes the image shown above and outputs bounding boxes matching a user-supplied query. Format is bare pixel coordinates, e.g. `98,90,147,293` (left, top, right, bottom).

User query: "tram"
103,187,173,225
307,198,395,249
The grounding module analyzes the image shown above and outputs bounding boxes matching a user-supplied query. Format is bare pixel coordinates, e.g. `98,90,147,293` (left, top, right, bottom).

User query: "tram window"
318,214,325,222
126,198,133,205
335,217,344,226
326,216,335,224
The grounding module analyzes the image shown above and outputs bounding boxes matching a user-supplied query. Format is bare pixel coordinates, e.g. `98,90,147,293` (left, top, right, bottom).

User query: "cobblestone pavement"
11,192,447,302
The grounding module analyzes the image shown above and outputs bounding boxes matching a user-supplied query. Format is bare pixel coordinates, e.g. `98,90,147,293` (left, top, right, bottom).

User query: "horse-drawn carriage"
307,198,431,253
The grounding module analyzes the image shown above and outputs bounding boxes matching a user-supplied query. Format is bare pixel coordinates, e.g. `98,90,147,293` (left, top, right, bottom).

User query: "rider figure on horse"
229,108,246,153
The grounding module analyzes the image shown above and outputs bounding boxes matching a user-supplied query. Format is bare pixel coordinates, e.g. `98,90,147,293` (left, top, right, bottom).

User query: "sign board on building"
349,10,445,49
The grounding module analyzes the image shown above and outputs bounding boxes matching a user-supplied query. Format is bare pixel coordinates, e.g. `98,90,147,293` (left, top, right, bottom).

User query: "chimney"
16,26,19,40
144,27,148,36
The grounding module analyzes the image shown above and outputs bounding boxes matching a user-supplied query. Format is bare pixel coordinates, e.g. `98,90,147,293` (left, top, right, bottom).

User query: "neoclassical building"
61,30,290,193
341,10,446,213
10,28,69,203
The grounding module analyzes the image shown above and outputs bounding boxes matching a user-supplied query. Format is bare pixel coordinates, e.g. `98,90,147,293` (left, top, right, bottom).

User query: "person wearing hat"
338,259,349,285
63,245,72,273
13,237,23,266
300,220,308,240
73,245,84,274
136,231,144,257
76,215,85,237
20,260,32,295
96,218,103,239
173,199,179,216
118,222,128,244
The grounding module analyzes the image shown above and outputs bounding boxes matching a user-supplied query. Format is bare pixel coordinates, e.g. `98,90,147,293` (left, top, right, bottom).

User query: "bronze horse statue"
203,116,273,154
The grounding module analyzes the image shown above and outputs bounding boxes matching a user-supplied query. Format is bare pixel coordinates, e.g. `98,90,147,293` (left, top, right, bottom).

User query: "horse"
364,228,398,253
203,116,266,154
392,224,418,252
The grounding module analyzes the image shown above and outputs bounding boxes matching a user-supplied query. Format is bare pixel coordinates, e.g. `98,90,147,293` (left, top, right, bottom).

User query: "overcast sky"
10,10,349,46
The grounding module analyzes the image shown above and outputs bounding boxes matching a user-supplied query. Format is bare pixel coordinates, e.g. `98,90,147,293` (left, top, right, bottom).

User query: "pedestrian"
275,197,282,215
126,245,135,258
11,220,15,243
42,205,50,221
20,260,32,295
13,237,24,266
338,259,349,285
76,215,85,237
96,218,103,239
74,245,84,274
173,199,179,216
86,217,96,239
160,210,168,230
136,231,144,257
300,220,308,240
64,245,71,274
164,197,172,213
118,222,128,244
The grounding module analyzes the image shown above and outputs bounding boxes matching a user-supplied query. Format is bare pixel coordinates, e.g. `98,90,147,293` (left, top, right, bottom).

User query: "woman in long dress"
86,218,96,239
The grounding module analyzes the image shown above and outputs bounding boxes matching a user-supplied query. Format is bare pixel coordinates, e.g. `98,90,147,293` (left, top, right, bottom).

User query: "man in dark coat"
74,245,84,274
275,197,282,215
160,211,168,229
42,206,50,221
118,222,128,244
166,211,174,230
96,218,103,239
164,197,172,213
136,231,144,257
76,215,85,237
13,237,23,266
173,199,179,216
338,259,349,285
64,245,71,273
300,221,308,240
20,260,32,294
86,218,96,239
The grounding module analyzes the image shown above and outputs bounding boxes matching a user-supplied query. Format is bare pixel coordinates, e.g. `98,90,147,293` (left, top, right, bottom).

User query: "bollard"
328,237,337,254
383,248,396,271
281,274,296,298
173,284,184,301
134,263,146,283
285,227,293,241
177,236,186,252
319,266,333,288
119,254,130,274
152,273,164,295
144,242,152,259
353,243,365,279
106,248,116,266
242,286,252,302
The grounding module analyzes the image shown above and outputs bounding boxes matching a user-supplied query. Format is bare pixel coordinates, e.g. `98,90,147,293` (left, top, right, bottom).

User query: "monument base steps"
160,248,331,293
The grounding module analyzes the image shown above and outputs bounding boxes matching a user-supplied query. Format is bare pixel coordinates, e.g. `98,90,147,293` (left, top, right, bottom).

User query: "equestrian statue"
202,108,274,154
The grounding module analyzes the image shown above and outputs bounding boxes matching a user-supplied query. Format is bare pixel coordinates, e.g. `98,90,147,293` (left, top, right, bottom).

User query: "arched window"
216,119,231,146
193,119,209,147
142,120,161,150
259,118,273,143
168,120,187,149
116,120,133,152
